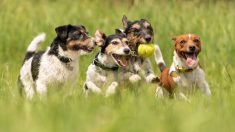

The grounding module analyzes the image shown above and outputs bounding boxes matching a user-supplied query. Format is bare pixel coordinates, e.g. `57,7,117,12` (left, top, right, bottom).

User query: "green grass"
0,0,235,131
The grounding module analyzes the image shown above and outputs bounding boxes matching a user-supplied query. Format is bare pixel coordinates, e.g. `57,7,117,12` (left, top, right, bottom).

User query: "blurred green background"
0,0,235,132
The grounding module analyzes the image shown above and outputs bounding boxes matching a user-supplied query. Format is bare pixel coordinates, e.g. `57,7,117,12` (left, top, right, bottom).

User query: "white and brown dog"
19,24,95,99
84,29,130,97
155,34,211,99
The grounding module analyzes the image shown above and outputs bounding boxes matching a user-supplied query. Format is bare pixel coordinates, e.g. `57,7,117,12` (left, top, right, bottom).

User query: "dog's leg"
105,81,118,97
197,81,211,96
143,59,158,83
155,86,164,98
35,80,47,97
85,81,102,94
196,69,211,96
22,80,35,100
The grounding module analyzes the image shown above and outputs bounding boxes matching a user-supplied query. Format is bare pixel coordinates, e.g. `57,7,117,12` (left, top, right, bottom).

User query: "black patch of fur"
31,51,45,81
158,62,166,72
23,51,35,62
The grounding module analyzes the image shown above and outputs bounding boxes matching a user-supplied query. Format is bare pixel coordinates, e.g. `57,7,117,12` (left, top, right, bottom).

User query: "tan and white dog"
155,34,211,99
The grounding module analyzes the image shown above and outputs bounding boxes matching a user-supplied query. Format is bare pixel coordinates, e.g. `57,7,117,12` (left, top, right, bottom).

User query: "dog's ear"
122,15,131,29
94,30,106,47
55,24,71,40
115,29,124,35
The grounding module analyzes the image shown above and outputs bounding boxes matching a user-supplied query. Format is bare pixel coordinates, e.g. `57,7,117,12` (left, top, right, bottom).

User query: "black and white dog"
19,24,95,99
84,29,130,96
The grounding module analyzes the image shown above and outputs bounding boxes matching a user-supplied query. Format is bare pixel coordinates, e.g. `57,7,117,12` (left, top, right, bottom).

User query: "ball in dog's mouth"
112,54,129,67
182,52,197,68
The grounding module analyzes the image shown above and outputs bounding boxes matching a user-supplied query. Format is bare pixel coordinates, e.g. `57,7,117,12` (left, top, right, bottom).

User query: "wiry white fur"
156,51,211,99
27,33,46,52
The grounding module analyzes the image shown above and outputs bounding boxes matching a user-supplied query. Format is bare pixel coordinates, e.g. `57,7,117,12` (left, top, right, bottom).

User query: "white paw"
129,74,141,83
155,87,164,98
25,88,35,100
106,82,118,97
145,74,156,83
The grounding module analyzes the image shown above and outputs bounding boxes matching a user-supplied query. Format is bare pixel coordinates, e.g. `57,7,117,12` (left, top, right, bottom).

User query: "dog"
84,29,130,97
121,15,165,83
155,34,211,99
19,24,95,99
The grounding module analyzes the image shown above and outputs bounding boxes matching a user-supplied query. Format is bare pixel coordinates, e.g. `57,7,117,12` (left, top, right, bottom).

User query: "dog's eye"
133,28,140,32
112,41,119,45
193,39,200,43
180,40,186,45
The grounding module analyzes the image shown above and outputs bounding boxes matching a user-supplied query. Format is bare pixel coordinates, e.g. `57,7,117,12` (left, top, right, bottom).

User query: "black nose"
189,45,196,51
124,48,130,54
145,36,152,43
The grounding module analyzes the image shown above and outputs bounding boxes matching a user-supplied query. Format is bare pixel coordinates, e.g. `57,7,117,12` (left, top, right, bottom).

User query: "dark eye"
133,28,140,32
112,41,119,45
180,40,186,45
193,39,200,43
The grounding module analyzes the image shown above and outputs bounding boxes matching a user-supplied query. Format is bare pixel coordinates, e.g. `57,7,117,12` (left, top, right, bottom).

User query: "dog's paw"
155,86,164,98
129,74,141,83
106,82,119,97
146,74,158,83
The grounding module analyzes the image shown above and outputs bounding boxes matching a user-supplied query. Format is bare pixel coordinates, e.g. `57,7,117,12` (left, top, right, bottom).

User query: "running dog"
121,16,165,83
19,24,95,99
84,29,130,96
155,34,211,99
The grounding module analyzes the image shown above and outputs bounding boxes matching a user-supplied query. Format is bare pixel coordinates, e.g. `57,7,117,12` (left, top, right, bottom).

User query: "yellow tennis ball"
138,44,155,57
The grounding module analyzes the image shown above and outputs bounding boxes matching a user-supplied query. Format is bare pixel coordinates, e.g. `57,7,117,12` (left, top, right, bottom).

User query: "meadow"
0,0,235,131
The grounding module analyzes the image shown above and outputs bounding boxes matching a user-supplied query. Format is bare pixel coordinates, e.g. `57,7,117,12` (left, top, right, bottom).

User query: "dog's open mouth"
182,52,197,68
112,54,129,67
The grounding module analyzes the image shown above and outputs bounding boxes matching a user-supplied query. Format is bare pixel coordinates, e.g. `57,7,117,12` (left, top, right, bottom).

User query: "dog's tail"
154,45,166,72
23,33,46,62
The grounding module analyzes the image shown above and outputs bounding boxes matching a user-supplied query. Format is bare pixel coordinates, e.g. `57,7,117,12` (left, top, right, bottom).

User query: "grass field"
0,0,235,131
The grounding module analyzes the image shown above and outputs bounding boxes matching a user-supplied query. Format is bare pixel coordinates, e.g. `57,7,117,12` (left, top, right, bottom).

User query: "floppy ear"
94,30,106,47
122,15,131,29
55,24,71,40
115,29,124,35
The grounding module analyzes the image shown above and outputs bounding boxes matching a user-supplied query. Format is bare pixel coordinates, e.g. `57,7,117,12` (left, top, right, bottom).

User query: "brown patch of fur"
143,21,150,27
67,39,91,50
159,68,175,95
126,33,142,51
105,42,123,54
132,23,141,29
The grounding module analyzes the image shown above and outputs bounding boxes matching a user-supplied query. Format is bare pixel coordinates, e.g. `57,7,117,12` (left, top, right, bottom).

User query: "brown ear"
94,30,106,47
122,15,131,29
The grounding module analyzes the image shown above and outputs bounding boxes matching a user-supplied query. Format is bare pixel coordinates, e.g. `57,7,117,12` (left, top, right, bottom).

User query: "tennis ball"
138,44,155,57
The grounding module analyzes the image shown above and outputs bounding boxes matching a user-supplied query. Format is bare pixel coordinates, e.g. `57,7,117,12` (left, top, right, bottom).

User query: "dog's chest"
177,71,200,89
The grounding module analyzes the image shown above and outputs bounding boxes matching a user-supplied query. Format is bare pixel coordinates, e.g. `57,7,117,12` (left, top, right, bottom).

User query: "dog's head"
173,34,201,68
122,15,154,51
55,24,95,55
94,29,130,67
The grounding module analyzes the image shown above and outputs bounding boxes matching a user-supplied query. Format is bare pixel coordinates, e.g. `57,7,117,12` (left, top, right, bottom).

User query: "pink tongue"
186,56,196,67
